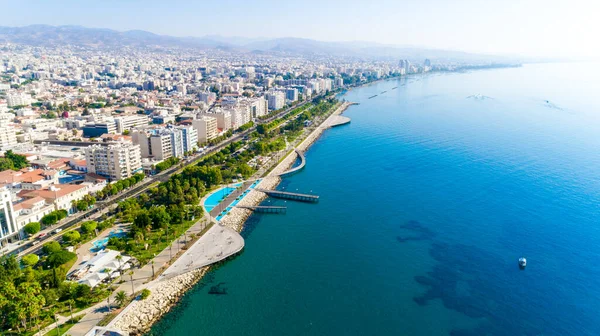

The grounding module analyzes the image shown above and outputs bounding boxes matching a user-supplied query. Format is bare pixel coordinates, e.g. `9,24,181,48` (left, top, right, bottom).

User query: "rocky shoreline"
110,268,209,335
108,101,352,335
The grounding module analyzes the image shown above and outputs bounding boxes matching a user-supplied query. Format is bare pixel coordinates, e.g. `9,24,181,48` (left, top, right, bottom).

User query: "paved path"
65,217,211,336
158,224,243,280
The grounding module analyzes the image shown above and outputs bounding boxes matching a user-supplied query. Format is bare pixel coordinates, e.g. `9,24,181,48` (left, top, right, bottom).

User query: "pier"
325,115,351,128
235,205,287,213
255,188,320,203
278,149,306,177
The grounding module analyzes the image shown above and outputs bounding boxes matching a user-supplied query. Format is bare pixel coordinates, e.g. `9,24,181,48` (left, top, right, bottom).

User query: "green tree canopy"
62,231,81,244
23,222,41,235
42,241,62,254
20,254,39,267
80,221,97,234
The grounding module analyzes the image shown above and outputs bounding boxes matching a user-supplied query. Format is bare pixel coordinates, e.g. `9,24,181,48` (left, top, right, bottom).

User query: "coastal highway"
12,98,316,257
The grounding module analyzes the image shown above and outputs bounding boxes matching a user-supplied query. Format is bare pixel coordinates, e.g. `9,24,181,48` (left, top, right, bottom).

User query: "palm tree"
115,254,123,272
115,291,127,307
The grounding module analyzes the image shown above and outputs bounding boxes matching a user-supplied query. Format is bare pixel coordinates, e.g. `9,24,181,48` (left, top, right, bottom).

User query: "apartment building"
0,185,18,248
85,142,142,181
192,116,218,144
114,115,149,134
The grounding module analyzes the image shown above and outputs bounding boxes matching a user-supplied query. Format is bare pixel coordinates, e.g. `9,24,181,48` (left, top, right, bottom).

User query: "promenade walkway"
61,217,211,336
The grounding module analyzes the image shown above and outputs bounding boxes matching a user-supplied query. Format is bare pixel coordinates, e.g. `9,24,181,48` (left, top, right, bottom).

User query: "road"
12,98,315,257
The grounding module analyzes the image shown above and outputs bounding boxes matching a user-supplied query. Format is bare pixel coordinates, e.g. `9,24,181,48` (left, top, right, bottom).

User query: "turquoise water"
207,180,262,221
90,229,127,252
203,183,243,212
149,63,600,336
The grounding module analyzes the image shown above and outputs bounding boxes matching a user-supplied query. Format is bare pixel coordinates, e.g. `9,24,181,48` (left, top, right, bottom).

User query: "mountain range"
0,25,519,62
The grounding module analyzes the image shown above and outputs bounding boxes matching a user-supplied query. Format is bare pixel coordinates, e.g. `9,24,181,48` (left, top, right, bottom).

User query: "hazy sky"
1,0,598,58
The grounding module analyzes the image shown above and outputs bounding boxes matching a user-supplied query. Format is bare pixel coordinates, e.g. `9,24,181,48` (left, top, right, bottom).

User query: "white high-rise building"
85,143,142,181
0,115,17,150
0,186,19,248
114,115,149,134
192,116,218,144
266,92,285,110
7,93,32,107
179,125,198,153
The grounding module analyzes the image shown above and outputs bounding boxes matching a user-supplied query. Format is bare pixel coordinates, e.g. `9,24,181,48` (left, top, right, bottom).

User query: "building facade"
85,143,142,181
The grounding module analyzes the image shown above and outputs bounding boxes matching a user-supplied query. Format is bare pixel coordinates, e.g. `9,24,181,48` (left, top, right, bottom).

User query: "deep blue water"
149,63,600,336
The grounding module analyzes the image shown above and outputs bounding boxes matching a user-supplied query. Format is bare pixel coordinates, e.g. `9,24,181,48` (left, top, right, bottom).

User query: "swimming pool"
203,183,243,212
214,180,262,221
90,229,128,252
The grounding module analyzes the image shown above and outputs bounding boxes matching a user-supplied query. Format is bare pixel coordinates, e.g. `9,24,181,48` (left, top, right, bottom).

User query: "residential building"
85,143,142,181
114,115,149,134
0,185,18,248
192,116,218,144
286,88,298,102
266,91,285,110
6,93,32,107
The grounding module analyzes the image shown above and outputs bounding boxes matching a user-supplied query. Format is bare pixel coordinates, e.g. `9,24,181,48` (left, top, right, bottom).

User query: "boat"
518,257,527,269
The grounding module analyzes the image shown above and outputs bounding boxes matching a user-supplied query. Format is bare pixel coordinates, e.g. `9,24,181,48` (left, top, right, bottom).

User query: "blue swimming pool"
90,229,128,252
214,180,262,221
203,183,243,212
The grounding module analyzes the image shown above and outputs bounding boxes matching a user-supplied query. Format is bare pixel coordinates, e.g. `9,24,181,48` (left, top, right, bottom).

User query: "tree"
149,206,170,230
23,222,41,235
20,254,39,267
62,231,81,244
3,150,28,170
42,241,62,254
133,211,152,231
47,250,76,267
81,221,97,235
41,212,58,226
115,290,127,307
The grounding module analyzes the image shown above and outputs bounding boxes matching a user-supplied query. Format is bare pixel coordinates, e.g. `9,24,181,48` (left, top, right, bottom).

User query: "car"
38,233,47,238
53,228,62,234
32,240,41,246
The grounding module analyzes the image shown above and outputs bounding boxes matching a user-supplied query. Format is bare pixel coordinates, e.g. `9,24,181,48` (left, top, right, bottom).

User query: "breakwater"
108,101,354,334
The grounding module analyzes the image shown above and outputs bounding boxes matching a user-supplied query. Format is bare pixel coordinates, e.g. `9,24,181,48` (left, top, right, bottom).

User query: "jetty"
255,188,319,203
235,205,287,213
325,115,351,128
278,149,306,177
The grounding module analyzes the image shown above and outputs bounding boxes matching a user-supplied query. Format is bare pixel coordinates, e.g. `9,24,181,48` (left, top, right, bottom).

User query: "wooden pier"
235,206,287,214
255,188,319,203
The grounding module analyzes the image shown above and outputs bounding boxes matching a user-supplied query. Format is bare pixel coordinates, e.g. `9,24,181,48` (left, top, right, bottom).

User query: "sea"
148,63,600,336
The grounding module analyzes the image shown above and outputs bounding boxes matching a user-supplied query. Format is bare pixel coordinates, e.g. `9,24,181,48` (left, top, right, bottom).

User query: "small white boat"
518,257,527,269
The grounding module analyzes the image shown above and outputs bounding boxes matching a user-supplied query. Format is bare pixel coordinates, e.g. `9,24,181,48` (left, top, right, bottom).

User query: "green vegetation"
140,288,151,300
23,222,41,236
62,231,81,244
73,194,97,212
21,254,39,267
115,291,128,307
236,121,254,132
94,173,145,200
155,157,180,172
42,241,62,254
0,250,110,334
0,150,29,171
43,315,83,336
40,210,68,227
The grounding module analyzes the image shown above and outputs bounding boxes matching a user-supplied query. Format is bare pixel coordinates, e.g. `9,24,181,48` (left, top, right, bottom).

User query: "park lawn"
121,219,198,264
43,316,82,336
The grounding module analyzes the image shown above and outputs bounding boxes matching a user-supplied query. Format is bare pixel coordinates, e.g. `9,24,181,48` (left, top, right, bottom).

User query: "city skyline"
0,0,598,59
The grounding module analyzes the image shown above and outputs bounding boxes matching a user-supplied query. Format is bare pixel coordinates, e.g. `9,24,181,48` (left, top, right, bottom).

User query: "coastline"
107,101,354,335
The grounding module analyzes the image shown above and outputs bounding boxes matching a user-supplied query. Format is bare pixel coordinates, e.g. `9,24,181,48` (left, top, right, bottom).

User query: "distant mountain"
0,25,230,49
0,25,520,62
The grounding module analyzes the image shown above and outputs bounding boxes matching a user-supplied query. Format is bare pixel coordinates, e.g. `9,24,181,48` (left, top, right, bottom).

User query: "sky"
0,0,598,59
